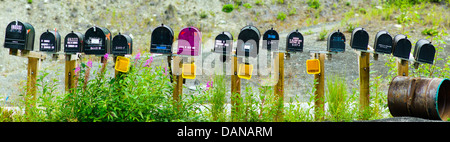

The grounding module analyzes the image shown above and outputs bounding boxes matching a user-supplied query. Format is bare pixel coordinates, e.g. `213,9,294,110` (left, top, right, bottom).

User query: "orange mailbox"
306,59,320,74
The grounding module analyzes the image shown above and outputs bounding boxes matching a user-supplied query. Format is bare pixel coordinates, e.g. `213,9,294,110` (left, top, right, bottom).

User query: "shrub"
243,3,252,9
318,29,327,41
277,12,287,21
222,4,234,13
307,0,320,9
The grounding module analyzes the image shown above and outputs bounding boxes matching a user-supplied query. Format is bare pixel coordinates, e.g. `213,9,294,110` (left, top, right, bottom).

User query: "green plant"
207,75,227,121
199,11,208,19
346,1,351,6
346,22,359,33
243,3,252,9
318,28,327,41
222,4,234,13
326,75,354,121
277,12,287,21
27,0,32,4
277,0,284,4
255,0,264,5
421,27,439,36
307,0,320,9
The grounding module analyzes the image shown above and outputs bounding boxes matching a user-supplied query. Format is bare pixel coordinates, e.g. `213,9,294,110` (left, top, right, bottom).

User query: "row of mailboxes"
349,28,435,64
4,21,436,65
4,21,133,55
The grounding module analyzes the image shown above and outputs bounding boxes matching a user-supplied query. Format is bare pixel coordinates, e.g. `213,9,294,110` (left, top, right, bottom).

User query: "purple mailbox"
177,26,202,56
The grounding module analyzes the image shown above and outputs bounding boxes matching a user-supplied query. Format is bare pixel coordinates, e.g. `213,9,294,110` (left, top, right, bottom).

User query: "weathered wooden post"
63,31,84,93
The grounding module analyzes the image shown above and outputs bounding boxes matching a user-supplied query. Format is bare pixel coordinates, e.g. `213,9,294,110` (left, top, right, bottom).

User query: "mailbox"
83,26,111,55
64,31,84,53
262,28,279,51
111,33,133,55
236,25,260,57
414,39,435,64
4,21,35,51
150,24,174,54
177,26,202,56
350,27,369,51
214,31,233,55
39,29,61,52
238,63,253,80
327,30,346,52
392,34,412,60
286,29,304,52
373,30,393,54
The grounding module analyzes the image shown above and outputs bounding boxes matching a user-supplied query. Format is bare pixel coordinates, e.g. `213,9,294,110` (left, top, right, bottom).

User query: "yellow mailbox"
306,59,320,74
238,63,253,80
115,56,130,73
182,63,196,79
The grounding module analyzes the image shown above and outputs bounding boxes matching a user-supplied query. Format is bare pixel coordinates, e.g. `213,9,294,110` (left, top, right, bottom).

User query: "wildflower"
104,53,109,59
87,60,93,68
144,56,153,67
74,65,81,74
163,67,168,75
206,81,213,90
135,52,141,60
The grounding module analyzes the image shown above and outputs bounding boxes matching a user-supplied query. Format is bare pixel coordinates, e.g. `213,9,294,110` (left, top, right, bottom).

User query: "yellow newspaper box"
182,63,196,79
115,56,130,73
238,63,253,80
306,59,320,74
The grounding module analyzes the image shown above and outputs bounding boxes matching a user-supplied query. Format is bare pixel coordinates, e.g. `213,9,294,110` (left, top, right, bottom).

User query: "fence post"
313,53,325,121
274,52,284,122
65,54,77,93
359,52,370,119
231,55,241,121
398,59,409,76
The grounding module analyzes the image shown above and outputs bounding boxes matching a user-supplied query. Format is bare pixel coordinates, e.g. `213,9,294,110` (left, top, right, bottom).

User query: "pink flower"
135,52,141,60
104,53,109,59
206,81,213,90
144,57,153,67
87,60,93,68
163,67,168,75
74,65,81,74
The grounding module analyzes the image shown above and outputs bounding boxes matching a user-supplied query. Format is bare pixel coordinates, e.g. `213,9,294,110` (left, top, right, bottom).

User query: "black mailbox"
4,21,35,51
236,25,260,57
83,26,111,55
392,34,412,60
150,24,174,54
286,29,304,53
414,39,435,64
350,27,369,51
327,30,346,52
373,30,393,54
111,33,133,55
262,28,279,51
214,31,233,55
64,31,84,54
39,29,61,52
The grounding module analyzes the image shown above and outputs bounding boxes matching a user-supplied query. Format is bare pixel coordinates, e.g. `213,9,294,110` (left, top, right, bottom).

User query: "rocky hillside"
0,0,449,105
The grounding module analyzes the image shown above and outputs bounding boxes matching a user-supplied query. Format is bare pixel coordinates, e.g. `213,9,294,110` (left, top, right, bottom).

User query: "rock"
394,24,402,29
25,4,32,10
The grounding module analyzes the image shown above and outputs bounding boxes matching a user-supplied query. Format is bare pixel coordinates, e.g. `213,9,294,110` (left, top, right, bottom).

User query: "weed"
318,28,327,41
243,3,252,9
222,4,234,13
307,0,320,9
277,12,287,21
199,11,208,19
421,27,439,36
255,0,264,5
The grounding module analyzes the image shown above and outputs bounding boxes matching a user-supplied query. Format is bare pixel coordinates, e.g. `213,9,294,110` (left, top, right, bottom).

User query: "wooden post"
231,56,241,121
314,53,325,121
274,52,284,122
65,54,77,93
398,59,408,76
172,56,183,108
359,52,370,119
26,57,39,110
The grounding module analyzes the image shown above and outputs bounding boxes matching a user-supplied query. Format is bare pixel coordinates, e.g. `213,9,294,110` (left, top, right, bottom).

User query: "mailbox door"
64,32,84,53
374,31,393,54
214,32,233,55
350,28,369,50
262,29,279,51
112,34,133,55
414,39,435,64
327,31,346,52
392,35,412,60
177,26,201,56
39,30,61,52
237,25,260,57
150,24,174,54
84,26,111,55
4,21,35,50
286,30,304,52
